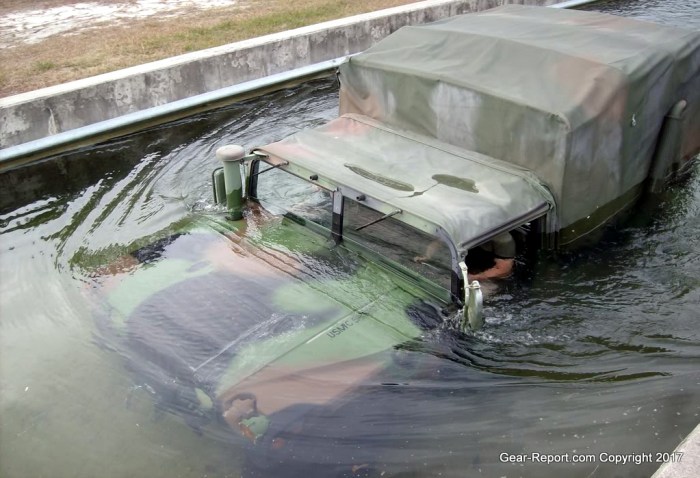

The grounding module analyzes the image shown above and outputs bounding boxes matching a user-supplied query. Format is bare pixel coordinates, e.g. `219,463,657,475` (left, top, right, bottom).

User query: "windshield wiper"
354,209,402,231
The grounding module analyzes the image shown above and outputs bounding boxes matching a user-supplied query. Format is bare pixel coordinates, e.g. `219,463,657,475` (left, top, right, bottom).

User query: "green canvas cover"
257,114,554,254
339,5,700,241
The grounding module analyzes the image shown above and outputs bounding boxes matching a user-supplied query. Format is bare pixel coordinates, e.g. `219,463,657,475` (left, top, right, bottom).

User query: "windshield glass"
255,168,332,228
254,166,452,291
343,198,452,290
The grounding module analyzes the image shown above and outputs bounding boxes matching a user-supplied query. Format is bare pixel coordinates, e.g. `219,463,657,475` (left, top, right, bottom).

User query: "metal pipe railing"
0,56,349,172
550,0,600,8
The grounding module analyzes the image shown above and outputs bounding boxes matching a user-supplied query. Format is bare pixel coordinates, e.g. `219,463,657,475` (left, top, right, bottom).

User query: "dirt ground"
1,0,242,48
1,0,124,11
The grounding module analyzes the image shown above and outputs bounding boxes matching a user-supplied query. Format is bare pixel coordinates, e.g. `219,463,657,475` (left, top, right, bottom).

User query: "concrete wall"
652,422,700,478
0,0,560,149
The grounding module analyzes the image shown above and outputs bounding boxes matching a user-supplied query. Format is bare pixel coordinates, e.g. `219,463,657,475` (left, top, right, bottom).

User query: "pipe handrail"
0,56,350,171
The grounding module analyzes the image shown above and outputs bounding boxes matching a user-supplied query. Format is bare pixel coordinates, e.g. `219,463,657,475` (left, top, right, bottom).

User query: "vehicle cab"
225,113,556,327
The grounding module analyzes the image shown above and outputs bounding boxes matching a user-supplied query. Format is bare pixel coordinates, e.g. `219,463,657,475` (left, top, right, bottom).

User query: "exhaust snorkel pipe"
214,145,246,220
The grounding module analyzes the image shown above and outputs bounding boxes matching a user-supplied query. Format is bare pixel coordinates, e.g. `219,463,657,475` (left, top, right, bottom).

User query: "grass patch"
0,0,417,98
33,60,58,72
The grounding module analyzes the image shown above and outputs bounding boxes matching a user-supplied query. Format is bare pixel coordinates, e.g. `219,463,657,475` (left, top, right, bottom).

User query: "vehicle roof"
344,5,699,128
257,114,553,253
338,5,700,239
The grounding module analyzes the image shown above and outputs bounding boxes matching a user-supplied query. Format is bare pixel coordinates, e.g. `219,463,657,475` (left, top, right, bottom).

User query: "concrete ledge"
653,423,700,478
0,0,561,148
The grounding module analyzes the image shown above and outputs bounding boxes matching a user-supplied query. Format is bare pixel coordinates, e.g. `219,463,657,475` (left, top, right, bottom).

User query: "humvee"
95,5,699,476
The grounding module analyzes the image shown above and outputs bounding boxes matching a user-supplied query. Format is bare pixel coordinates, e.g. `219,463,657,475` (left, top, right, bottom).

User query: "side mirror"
459,261,484,331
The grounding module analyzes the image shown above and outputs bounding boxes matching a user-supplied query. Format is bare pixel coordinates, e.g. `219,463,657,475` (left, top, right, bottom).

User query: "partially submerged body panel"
98,214,439,439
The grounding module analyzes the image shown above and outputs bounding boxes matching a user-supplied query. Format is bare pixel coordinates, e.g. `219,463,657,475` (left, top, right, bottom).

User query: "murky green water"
1,2,699,477
581,0,700,28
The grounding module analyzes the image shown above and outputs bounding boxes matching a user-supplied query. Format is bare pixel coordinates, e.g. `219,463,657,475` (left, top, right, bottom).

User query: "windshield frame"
246,153,462,301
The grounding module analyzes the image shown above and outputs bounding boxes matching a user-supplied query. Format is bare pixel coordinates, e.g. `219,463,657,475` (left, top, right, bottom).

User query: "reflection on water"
582,0,700,29
2,4,700,478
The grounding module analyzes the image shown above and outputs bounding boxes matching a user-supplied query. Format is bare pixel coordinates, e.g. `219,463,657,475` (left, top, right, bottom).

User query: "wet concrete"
652,423,700,478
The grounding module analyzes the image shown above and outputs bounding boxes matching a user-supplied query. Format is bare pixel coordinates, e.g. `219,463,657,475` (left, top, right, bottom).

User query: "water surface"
1,2,699,477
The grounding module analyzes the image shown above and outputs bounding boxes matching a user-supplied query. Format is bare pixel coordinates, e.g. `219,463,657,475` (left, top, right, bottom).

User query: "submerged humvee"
96,5,699,476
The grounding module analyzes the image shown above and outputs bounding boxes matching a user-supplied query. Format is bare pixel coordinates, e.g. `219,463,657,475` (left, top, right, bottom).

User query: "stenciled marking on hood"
192,311,321,376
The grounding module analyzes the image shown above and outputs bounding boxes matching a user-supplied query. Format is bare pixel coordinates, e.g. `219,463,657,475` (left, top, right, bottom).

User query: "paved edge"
652,423,700,478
